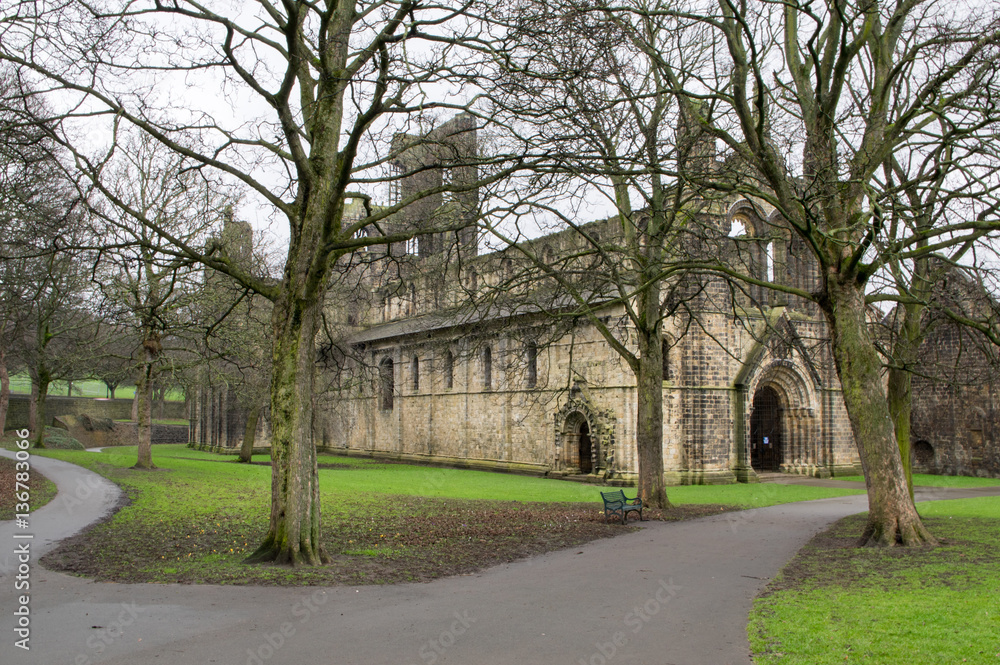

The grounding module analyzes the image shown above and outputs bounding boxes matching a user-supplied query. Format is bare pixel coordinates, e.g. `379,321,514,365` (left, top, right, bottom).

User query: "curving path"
2,453,998,665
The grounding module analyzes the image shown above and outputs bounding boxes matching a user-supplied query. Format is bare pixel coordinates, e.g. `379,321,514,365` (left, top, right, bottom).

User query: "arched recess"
748,360,820,474
728,199,779,306
554,391,616,477
561,411,593,474
767,208,817,296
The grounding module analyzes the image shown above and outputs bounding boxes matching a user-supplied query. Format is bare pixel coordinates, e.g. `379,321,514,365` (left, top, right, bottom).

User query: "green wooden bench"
600,490,644,524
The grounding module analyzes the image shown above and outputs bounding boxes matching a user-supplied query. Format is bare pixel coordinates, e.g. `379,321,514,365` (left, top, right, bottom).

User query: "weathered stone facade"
309,116,862,484
909,271,1000,478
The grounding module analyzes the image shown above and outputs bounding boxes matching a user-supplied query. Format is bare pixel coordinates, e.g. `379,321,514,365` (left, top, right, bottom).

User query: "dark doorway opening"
912,440,935,473
579,422,593,474
751,386,782,471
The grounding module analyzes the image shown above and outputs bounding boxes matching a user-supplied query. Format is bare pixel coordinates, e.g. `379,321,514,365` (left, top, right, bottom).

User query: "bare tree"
477,0,730,508
872,131,1000,498
0,1,523,563
90,134,232,469
0,68,71,436
601,0,1000,545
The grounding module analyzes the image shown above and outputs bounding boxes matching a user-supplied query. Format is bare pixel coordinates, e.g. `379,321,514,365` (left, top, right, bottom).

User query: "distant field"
7,375,184,401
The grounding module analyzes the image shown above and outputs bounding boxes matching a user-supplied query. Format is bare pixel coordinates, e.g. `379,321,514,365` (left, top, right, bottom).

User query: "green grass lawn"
27,444,861,586
836,473,1000,487
7,374,184,401
749,496,1000,664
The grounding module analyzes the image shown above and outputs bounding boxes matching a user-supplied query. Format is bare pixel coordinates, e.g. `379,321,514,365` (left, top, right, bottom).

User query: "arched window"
661,339,670,381
482,346,492,391
526,341,538,388
441,166,454,202
501,257,514,281
444,350,454,390
379,357,394,411
411,355,420,392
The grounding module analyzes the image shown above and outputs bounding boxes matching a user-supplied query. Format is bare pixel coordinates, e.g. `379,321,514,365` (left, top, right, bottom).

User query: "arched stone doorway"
745,360,822,477
553,384,617,478
750,386,783,471
912,440,936,473
579,422,593,474
562,411,594,474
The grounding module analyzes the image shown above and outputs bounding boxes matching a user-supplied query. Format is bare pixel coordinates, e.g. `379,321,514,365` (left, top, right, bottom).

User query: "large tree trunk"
133,333,160,470
0,345,9,436
634,276,670,509
27,380,37,434
886,301,924,501
245,294,328,566
635,334,669,509
31,370,50,448
238,404,262,463
823,278,934,546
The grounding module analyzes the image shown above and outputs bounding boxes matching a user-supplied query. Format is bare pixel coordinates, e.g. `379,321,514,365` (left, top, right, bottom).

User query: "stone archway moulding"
553,386,617,477
748,360,823,475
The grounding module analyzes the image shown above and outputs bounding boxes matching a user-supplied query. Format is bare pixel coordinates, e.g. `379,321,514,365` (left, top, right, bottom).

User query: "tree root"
245,538,330,566
859,514,938,547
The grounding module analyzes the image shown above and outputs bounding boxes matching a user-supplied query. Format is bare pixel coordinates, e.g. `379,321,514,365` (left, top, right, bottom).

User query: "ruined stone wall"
320,316,641,476
5,395,186,430
910,320,1000,478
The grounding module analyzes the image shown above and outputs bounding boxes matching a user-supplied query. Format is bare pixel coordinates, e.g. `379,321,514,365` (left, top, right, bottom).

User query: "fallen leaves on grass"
40,495,734,586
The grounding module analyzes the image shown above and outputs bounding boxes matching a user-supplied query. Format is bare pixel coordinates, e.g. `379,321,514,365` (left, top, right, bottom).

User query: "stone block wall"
5,395,187,430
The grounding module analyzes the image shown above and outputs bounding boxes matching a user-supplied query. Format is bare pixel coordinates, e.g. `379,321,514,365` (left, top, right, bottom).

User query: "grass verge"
0,456,58,520
749,496,1000,664
30,445,861,586
836,473,1000,488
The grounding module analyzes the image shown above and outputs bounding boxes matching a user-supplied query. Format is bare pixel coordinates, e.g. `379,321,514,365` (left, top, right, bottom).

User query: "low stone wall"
112,423,190,446
51,414,189,448
318,445,552,477
5,395,187,430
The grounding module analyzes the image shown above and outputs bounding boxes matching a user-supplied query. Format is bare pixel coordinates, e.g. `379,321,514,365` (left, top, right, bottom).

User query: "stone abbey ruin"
191,115,1000,484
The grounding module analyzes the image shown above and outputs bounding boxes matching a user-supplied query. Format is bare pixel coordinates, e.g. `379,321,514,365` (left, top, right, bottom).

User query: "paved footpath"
2,451,999,665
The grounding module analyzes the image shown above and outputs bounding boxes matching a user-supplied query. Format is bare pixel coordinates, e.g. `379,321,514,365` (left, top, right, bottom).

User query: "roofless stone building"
192,115,1000,484
308,115,862,484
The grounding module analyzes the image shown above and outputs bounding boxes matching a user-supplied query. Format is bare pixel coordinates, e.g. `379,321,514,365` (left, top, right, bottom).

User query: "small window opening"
526,342,538,388
379,357,394,411
482,346,492,391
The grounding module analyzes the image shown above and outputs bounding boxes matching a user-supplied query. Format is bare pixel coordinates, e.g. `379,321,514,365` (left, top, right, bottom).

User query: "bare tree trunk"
0,346,9,436
155,385,166,421
131,388,139,421
31,370,50,448
824,279,934,546
27,380,37,434
238,404,262,463
245,293,328,565
635,337,669,509
886,301,924,502
133,334,160,470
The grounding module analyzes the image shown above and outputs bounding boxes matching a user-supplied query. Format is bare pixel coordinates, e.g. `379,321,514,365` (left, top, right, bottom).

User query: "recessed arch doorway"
750,385,783,471
578,421,593,474
562,410,595,474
